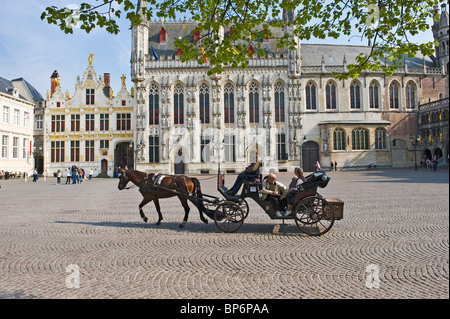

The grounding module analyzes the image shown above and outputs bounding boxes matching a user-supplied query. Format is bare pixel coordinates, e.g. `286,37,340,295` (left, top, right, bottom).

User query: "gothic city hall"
45,3,449,177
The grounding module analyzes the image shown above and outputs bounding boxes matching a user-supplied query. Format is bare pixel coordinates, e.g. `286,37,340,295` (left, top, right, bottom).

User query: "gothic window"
350,81,361,109
201,135,211,163
306,81,317,110
352,128,370,150
149,84,159,125
405,81,416,109
333,128,346,151
369,81,380,109
224,83,235,124
199,83,210,124
149,136,160,163
274,81,285,122
173,83,184,125
375,128,387,150
224,135,235,162
326,81,337,110
277,133,288,160
389,81,400,109
248,82,259,123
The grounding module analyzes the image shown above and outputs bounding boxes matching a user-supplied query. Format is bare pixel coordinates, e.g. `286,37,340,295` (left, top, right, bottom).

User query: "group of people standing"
61,165,93,185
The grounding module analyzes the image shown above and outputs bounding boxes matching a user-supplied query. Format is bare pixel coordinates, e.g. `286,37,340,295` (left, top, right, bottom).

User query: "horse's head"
117,168,129,190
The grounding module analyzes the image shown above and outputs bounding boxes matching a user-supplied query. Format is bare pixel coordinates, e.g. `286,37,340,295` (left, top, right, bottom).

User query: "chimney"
104,73,110,86
50,70,59,97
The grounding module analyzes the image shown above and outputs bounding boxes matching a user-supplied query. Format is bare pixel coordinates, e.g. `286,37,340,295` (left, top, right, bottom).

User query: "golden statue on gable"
121,74,126,86
88,53,94,66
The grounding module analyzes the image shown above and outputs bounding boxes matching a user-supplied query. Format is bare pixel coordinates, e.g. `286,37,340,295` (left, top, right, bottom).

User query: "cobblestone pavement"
0,168,448,299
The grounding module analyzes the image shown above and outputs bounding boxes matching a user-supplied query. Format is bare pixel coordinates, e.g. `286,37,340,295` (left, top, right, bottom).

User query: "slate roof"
0,75,43,103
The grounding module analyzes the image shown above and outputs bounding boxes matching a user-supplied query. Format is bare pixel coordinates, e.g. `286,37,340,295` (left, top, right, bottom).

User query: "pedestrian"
78,168,83,183
72,165,77,184
56,169,61,185
89,168,93,180
66,167,72,184
32,169,38,182
330,161,334,172
315,161,321,172
334,161,337,171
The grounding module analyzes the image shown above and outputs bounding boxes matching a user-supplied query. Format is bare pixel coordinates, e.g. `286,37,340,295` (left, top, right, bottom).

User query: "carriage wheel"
293,196,335,236
239,199,249,219
214,201,245,233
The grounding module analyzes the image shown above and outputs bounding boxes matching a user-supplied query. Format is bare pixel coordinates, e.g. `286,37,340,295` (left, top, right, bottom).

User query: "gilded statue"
121,74,126,86
88,53,94,66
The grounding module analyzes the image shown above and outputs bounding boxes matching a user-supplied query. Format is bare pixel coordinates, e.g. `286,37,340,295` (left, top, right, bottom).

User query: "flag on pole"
201,47,208,63
151,45,159,61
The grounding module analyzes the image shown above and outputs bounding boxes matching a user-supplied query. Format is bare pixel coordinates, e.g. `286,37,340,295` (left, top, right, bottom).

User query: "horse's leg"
153,197,163,225
188,198,209,225
178,196,190,228
138,195,152,223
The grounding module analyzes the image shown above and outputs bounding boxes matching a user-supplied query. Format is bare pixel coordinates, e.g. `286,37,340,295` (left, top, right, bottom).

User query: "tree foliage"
41,0,441,79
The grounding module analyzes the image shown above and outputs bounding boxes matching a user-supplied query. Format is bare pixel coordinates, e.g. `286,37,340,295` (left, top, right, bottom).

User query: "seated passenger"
285,167,307,216
227,150,261,195
261,173,287,217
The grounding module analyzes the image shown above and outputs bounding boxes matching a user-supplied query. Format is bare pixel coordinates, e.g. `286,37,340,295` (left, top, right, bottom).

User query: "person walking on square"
56,169,61,185
66,167,72,184
334,161,337,171
32,169,38,182
315,161,321,172
89,168,93,180
330,161,334,172
72,165,78,184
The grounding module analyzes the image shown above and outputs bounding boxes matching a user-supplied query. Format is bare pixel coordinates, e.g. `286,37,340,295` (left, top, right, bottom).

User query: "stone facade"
130,3,449,173
44,58,134,177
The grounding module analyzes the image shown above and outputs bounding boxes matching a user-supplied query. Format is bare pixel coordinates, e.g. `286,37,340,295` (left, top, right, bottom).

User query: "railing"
419,98,449,112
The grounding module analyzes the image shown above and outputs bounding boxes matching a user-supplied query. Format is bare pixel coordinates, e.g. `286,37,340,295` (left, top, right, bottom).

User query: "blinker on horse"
118,169,212,227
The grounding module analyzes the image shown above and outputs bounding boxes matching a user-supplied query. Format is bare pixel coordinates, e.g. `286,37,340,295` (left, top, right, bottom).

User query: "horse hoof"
202,219,209,225
143,217,148,223
179,223,184,228
156,221,161,226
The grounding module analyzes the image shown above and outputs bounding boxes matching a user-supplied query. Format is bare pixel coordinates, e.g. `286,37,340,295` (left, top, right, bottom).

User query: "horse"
117,169,212,227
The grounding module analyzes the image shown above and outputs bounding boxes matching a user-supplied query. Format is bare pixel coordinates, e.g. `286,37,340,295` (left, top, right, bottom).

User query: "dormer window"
247,44,255,57
262,29,269,42
159,27,166,43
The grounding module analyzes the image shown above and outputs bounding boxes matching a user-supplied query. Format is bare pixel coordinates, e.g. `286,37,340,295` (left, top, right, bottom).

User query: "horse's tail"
191,177,213,219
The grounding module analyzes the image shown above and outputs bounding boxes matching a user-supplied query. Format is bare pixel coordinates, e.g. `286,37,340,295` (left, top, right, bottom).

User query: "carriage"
209,168,344,236
118,166,344,236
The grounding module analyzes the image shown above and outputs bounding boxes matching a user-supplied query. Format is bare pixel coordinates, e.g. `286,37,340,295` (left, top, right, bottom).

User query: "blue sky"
0,1,436,99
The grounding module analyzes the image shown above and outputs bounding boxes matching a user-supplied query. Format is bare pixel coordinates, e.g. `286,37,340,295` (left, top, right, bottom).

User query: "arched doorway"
101,159,108,175
423,149,432,160
434,148,443,159
174,148,185,174
114,142,133,169
302,141,319,172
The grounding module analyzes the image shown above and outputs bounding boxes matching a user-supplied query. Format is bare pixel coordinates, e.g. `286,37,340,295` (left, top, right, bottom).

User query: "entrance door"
101,159,108,174
174,149,185,174
302,141,319,172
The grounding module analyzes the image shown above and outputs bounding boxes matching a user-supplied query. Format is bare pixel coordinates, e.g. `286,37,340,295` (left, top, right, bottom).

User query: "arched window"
274,81,285,122
149,84,159,125
352,128,369,150
333,128,346,151
369,81,380,109
405,81,416,109
375,128,387,150
305,81,317,110
199,83,210,124
173,83,184,125
326,81,337,109
224,83,235,124
248,82,259,123
389,81,400,109
350,80,361,109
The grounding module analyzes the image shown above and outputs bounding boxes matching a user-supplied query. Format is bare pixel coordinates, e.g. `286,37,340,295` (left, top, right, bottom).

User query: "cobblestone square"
0,168,448,299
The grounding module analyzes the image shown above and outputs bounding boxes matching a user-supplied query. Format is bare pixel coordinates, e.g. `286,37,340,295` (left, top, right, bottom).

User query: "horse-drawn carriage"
118,167,344,236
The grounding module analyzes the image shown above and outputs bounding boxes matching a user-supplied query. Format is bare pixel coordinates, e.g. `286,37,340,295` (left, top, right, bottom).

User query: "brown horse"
117,169,211,227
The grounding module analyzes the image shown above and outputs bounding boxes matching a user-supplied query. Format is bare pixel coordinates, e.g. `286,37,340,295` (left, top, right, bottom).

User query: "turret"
432,3,449,73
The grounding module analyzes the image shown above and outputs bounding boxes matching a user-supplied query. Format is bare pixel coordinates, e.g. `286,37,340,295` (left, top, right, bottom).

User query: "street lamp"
410,135,419,171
